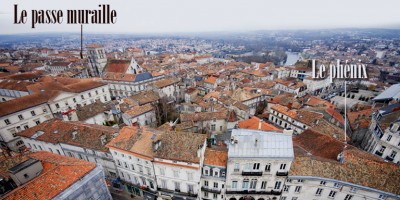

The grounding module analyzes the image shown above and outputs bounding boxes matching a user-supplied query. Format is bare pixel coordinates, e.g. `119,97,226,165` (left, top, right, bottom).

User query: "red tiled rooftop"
3,151,96,200
238,116,282,132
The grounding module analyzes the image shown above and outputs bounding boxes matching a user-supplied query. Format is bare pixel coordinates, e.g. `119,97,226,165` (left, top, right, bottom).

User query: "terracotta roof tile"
238,116,282,132
291,129,400,194
204,148,227,167
104,60,130,73
17,119,118,152
3,151,96,200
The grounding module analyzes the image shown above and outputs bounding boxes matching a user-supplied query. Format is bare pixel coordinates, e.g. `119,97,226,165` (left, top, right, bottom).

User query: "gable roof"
104,60,130,73
17,119,118,152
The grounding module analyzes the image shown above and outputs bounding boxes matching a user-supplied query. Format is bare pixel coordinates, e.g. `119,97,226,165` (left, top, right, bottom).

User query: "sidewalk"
109,187,143,200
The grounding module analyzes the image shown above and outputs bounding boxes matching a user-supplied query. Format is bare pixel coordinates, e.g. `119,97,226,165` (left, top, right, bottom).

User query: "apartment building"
16,119,119,178
1,151,112,200
284,129,400,200
106,126,160,200
362,103,400,164
106,126,207,200
153,131,206,200
225,129,294,200
0,92,55,151
200,148,228,200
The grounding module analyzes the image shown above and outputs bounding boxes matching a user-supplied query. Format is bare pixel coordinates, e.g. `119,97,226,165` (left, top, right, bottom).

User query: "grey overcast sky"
1,0,400,34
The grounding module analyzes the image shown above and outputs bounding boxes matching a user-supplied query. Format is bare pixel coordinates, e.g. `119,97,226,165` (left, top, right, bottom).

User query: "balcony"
241,171,263,176
385,156,394,162
226,190,282,195
201,187,221,194
158,187,198,198
375,151,383,156
276,171,289,176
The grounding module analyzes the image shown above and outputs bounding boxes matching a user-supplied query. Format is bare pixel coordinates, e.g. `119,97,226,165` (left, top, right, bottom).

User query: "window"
88,92,92,97
48,148,53,153
204,180,208,187
159,167,164,175
188,184,194,193
390,150,397,158
344,194,353,200
18,115,24,120
379,146,386,153
24,174,29,179
213,194,217,199
81,95,85,99
378,195,386,200
387,135,392,142
298,179,304,183
139,166,143,173
35,120,40,125
214,171,218,177
281,197,287,200
333,183,341,188
38,145,42,150
253,163,260,170
316,188,323,196
173,170,179,178
274,181,281,190
161,179,166,188
349,187,356,193
211,124,216,131
320,181,326,186
55,104,60,109
214,182,218,188
249,179,257,189
73,98,76,103
204,191,208,197
146,167,151,175
283,185,290,192
265,163,271,172
23,125,29,129
294,186,301,193
185,172,193,180
174,182,180,191
204,169,209,175
328,191,337,198
292,198,298,200
261,181,267,189
4,119,10,125
124,162,128,168
232,181,237,189
234,163,240,172
242,180,249,189
31,111,36,116
280,163,287,170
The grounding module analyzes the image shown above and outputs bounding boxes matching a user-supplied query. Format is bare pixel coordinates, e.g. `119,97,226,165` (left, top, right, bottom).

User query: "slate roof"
228,129,294,158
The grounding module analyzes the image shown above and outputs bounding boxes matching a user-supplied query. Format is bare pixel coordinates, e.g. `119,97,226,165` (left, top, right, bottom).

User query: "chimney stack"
258,119,263,130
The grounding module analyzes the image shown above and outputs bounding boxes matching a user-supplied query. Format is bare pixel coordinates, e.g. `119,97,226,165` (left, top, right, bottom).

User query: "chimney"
283,128,294,135
197,144,202,158
258,119,263,130
288,102,293,109
72,131,77,139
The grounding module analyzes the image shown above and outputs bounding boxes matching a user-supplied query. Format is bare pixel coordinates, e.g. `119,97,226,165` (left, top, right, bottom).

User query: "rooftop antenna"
80,24,83,59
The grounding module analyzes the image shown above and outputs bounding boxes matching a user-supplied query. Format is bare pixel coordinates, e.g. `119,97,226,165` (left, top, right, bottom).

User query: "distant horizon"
1,0,400,35
1,26,400,36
